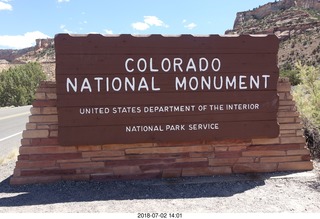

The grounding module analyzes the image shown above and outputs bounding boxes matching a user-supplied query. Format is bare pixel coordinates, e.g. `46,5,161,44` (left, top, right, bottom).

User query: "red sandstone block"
189,152,215,158
154,141,204,147
104,158,174,167
279,100,295,106
209,158,238,166
20,168,76,177
280,123,303,130
26,122,37,130
280,130,296,135
102,143,152,150
278,161,313,171
47,93,57,100
209,139,251,146
214,147,228,152
36,87,56,93
126,145,213,155
19,146,77,155
278,112,300,118
182,166,232,177
60,161,105,169
260,156,302,163
32,100,57,107
175,157,208,163
37,124,50,130
42,107,58,115
233,163,278,173
62,174,90,181
296,130,303,136
22,130,49,138
35,92,46,100
57,158,91,163
215,151,241,158
242,150,286,157
280,136,305,144
29,115,58,123
277,82,291,92
30,107,41,115
228,146,248,151
10,175,61,185
286,149,310,156
92,156,127,161
82,150,124,158
79,167,114,175
28,153,82,161
21,139,31,146
209,157,254,166
251,138,280,145
30,138,59,146
162,169,182,178
278,93,285,100
16,160,56,169
113,166,142,175
278,118,295,124
247,144,301,151
13,168,21,177
77,145,102,151
278,106,295,112
17,154,29,160
49,130,58,137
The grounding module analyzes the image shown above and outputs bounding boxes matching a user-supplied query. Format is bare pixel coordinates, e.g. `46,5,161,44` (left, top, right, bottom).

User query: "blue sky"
0,0,273,49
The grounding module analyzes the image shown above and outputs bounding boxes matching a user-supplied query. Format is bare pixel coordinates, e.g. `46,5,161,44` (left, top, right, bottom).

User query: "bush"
0,62,46,107
292,63,320,159
280,68,301,85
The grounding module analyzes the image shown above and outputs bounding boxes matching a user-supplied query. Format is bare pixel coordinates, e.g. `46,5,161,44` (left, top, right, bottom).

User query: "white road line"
0,132,23,142
0,112,30,121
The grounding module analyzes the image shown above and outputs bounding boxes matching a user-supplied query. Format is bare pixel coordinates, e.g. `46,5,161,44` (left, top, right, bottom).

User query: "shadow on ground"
0,173,270,207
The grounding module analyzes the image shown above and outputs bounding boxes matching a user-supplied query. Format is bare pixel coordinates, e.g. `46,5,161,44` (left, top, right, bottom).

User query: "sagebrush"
0,62,46,107
292,63,320,159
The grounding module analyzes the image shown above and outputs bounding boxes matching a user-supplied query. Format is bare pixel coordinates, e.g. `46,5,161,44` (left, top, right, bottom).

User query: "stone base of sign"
10,78,313,185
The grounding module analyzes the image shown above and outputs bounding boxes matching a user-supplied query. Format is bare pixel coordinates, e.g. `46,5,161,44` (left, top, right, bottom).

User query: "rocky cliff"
233,0,320,29
0,38,54,63
226,0,320,68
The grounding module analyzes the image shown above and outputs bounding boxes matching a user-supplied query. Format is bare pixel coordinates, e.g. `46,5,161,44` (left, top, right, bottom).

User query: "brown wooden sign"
55,34,279,146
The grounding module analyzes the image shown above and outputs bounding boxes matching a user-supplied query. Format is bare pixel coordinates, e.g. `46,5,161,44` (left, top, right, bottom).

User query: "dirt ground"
0,158,319,213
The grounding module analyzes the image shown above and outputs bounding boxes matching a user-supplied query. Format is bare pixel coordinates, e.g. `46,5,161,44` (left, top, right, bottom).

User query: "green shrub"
292,63,320,159
0,62,46,107
280,68,301,86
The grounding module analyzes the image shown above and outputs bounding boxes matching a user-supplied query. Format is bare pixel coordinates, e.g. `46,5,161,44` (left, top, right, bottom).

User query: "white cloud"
0,1,12,11
132,22,150,31
57,0,70,3
184,22,197,30
105,29,113,34
60,24,73,33
0,31,50,49
132,16,168,31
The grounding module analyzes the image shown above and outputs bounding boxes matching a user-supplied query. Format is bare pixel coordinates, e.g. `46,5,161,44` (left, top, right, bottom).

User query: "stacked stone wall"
10,78,313,185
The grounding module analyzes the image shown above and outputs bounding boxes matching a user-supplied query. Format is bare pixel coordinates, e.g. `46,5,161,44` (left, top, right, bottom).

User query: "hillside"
0,39,55,81
226,0,320,69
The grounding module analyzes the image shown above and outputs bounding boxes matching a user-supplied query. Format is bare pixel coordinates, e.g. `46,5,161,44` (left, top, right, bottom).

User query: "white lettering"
81,78,92,92
125,58,134,72
66,77,77,92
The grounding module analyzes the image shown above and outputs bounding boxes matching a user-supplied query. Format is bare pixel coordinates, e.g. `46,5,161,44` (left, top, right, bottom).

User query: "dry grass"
0,149,18,165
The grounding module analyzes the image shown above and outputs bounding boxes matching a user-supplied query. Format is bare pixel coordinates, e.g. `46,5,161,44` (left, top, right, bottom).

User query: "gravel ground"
0,159,319,213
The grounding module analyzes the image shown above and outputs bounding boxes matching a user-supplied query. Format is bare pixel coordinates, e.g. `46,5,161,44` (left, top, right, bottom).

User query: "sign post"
55,34,279,146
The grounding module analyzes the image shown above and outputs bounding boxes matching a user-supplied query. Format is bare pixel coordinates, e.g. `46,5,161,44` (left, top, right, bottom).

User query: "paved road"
0,106,31,160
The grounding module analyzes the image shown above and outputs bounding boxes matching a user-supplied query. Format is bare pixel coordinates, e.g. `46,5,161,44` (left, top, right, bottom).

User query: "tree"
0,62,46,107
